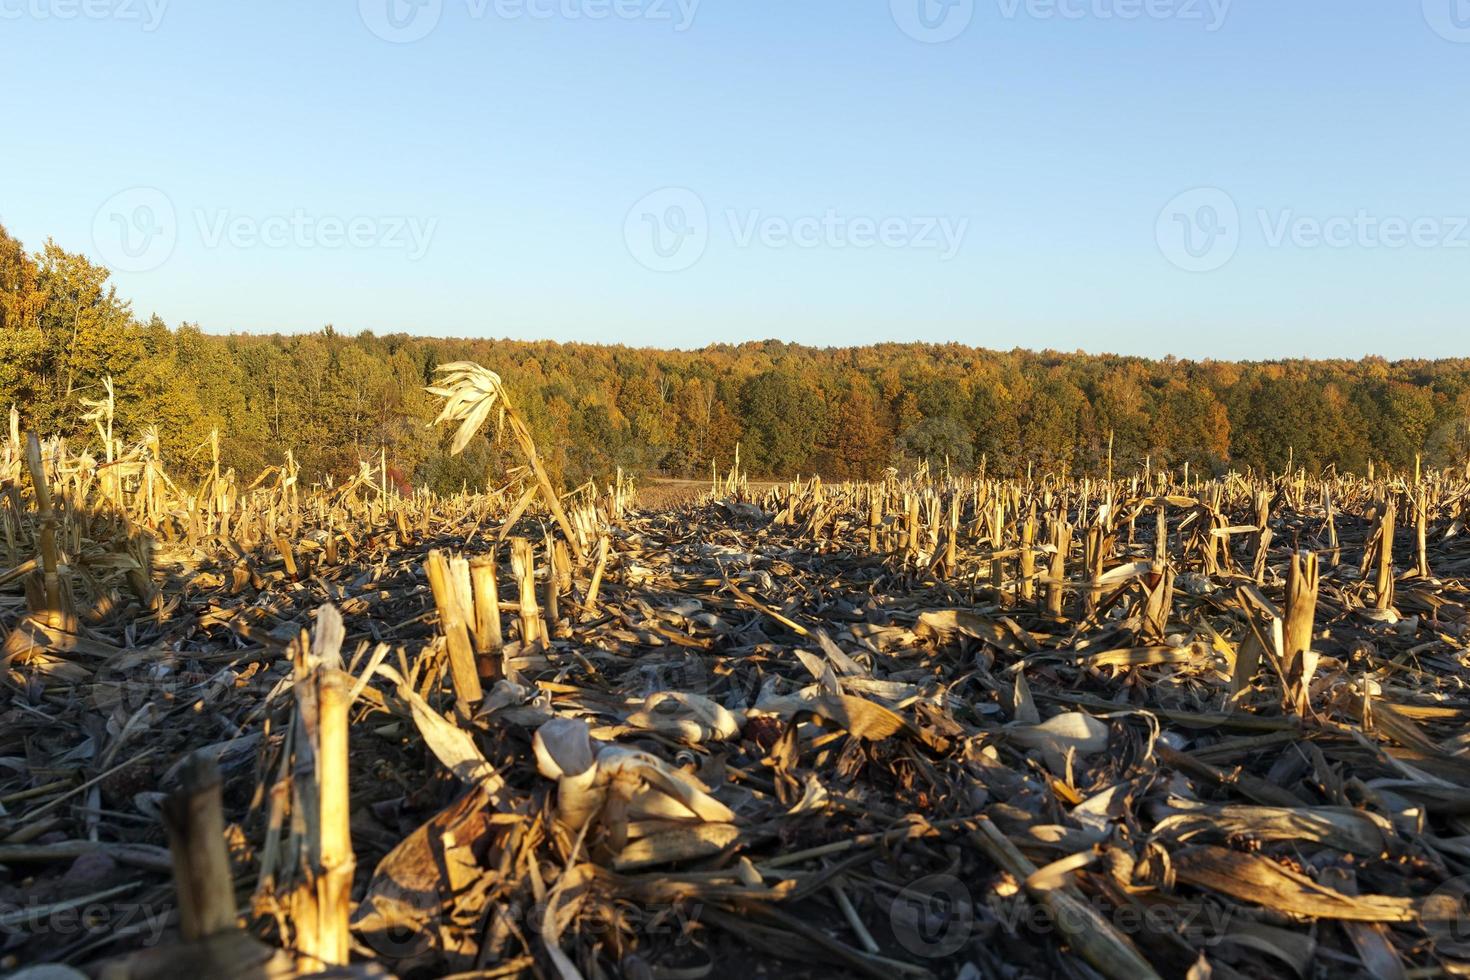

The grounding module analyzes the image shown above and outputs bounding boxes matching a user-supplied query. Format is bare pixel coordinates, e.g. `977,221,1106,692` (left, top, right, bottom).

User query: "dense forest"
2,223,1468,491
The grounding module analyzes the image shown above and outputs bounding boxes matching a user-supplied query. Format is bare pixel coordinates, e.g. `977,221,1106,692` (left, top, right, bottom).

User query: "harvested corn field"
4,372,1470,980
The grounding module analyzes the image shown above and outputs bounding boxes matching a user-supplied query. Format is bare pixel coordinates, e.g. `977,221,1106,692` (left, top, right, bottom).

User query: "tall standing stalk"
427,362,586,562
1284,550,1319,716
1374,498,1396,612
23,433,63,628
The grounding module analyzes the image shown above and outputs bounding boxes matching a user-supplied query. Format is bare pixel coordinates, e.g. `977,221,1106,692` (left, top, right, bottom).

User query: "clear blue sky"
1,1,1466,359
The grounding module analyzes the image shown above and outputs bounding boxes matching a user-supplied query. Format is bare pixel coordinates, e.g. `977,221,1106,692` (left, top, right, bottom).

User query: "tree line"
3,223,1468,492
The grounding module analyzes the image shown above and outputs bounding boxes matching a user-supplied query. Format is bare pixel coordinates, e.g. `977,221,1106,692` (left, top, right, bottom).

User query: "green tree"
739,370,825,475
899,416,973,472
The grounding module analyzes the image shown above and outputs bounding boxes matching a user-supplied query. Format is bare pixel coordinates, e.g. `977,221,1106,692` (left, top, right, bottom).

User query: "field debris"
2,379,1470,978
